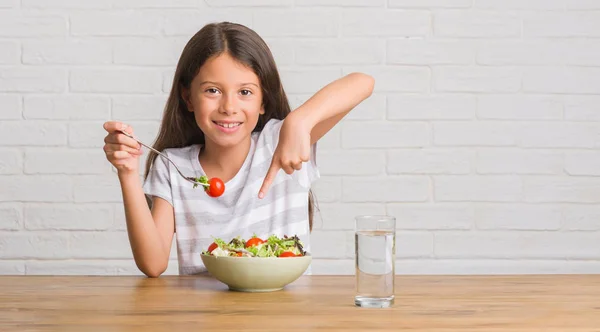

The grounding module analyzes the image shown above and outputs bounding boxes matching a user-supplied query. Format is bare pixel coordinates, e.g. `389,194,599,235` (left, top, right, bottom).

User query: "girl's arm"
119,174,175,278
258,72,374,198
290,72,375,144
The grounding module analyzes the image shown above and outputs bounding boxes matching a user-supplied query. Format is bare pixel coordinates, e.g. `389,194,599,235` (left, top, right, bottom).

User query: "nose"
219,93,237,115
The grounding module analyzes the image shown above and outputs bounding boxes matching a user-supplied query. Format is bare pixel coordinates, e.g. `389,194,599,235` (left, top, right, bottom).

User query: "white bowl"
200,253,312,292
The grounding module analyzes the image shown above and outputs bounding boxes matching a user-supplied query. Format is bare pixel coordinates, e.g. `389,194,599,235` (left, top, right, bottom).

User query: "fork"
118,130,208,188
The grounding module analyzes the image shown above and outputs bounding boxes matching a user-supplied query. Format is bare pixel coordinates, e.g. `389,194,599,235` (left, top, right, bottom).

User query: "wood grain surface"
1,275,599,331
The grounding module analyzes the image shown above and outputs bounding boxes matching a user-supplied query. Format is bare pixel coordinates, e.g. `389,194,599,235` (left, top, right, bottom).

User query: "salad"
202,234,306,258
188,175,225,197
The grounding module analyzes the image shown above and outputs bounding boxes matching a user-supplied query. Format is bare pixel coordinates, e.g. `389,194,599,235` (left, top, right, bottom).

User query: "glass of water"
354,215,396,308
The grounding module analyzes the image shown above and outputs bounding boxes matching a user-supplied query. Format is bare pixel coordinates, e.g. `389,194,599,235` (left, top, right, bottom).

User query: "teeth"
216,122,241,128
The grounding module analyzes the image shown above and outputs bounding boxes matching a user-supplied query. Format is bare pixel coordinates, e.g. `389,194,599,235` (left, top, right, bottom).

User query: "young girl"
102,22,374,277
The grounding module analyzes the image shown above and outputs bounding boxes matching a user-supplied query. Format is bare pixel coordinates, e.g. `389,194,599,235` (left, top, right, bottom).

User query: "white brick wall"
1,0,599,276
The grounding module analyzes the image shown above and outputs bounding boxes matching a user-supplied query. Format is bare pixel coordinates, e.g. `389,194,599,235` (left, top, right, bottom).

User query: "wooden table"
1,275,599,331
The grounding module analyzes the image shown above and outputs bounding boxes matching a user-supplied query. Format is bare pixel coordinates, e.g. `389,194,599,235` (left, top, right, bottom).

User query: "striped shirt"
142,119,319,275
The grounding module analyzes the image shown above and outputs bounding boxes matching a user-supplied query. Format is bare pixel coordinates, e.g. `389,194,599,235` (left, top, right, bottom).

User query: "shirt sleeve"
262,118,320,188
142,152,174,207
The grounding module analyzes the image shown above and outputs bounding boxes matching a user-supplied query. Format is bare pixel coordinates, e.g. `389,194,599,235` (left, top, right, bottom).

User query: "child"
102,22,374,277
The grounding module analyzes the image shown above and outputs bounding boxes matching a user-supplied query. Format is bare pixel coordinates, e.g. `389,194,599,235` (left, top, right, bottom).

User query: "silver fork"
118,130,208,188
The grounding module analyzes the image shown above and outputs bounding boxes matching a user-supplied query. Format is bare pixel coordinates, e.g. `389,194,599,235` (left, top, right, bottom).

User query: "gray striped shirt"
143,119,319,275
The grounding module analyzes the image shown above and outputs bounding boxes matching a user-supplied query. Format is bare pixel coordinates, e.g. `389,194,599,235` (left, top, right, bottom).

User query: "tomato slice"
279,251,297,257
205,178,225,197
207,242,218,253
235,252,243,257
245,237,265,248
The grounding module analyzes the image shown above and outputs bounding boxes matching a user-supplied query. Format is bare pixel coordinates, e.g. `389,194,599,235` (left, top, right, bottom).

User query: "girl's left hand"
259,115,312,199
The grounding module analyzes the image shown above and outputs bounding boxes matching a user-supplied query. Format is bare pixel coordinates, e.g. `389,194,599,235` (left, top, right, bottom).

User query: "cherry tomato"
245,237,265,248
207,242,218,253
205,178,225,197
279,251,297,257
235,252,243,257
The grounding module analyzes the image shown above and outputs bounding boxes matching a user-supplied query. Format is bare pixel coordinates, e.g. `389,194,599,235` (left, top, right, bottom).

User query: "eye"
206,88,220,94
240,89,252,96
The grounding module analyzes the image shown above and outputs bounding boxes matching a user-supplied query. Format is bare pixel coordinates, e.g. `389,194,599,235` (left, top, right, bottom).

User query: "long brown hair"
143,22,316,231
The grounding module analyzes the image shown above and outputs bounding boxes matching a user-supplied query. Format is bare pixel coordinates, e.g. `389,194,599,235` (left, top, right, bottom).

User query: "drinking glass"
354,215,396,308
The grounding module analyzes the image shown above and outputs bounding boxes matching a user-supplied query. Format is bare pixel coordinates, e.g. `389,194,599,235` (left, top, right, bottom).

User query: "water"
354,230,395,308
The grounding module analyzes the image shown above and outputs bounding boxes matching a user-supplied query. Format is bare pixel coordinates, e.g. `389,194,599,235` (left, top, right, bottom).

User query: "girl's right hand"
103,121,143,175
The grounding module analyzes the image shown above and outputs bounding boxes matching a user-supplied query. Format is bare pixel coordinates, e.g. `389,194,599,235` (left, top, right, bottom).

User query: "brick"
396,259,600,275
474,0,565,9
388,39,474,65
279,69,341,94
345,66,430,93
435,231,600,259
0,68,66,92
73,175,124,203
113,203,127,231
317,203,386,230
0,232,70,258
254,10,338,37
0,121,67,146
0,94,21,119
0,41,18,64
388,149,473,174
0,0,17,7
162,69,175,93
566,151,600,176
23,40,112,65
22,0,111,8
565,96,600,121
164,10,253,36
312,176,341,203
342,176,429,202
68,122,108,148
475,204,561,230
435,176,522,202
524,12,600,37
563,206,600,231
390,0,471,7
523,67,600,94
68,232,133,259
519,123,600,148
0,13,66,37
524,177,600,203
116,259,179,275
310,230,352,258
311,259,354,275
342,121,429,148
0,203,21,230
0,176,72,202
112,96,167,121
387,203,473,230
327,93,385,120
0,261,24,275
434,67,521,93
343,9,430,37
70,69,161,94
23,95,110,120
564,40,600,66
207,0,291,5
388,94,475,120
70,12,161,36
435,10,520,37
296,0,383,6
477,41,563,66
26,260,116,275
567,0,600,9
477,149,563,175
433,122,518,146
0,148,22,174
114,38,187,66
296,39,383,65
114,0,200,8
25,204,113,230
25,149,108,175
478,95,563,120
317,124,341,149
317,150,384,176
264,39,294,66
395,231,434,258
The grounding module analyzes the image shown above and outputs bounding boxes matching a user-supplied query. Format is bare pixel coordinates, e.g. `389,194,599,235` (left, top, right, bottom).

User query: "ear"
259,104,265,115
180,85,194,112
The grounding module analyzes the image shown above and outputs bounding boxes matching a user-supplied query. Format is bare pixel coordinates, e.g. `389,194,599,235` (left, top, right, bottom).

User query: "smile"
213,122,242,128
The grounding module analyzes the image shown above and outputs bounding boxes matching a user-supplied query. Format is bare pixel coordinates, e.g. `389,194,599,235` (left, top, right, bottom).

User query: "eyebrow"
200,81,259,88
